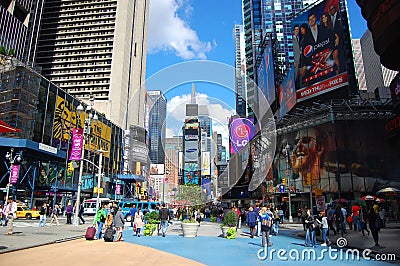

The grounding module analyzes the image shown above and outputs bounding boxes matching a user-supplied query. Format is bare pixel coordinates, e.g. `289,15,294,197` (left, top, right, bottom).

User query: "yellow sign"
53,96,111,158
93,187,103,194
315,189,323,196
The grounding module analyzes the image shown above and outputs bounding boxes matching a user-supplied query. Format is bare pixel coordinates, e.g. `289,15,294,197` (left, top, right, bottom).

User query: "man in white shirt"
4,197,17,235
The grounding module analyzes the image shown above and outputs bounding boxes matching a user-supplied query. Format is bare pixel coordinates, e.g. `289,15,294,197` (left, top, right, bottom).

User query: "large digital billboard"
279,67,297,117
183,163,200,185
184,141,199,162
292,0,348,101
229,118,256,154
256,45,276,105
273,119,400,193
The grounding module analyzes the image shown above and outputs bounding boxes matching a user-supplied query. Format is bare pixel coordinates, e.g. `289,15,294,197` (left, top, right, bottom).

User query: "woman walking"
305,209,316,247
134,207,144,237
66,201,73,224
259,207,272,247
94,205,107,240
318,211,331,246
246,207,257,238
49,205,61,226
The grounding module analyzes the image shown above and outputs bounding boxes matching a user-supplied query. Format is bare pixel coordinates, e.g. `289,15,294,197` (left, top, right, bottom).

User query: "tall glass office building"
148,90,167,164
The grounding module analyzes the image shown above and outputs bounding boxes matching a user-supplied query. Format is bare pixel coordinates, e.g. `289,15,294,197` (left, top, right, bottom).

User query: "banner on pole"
70,128,83,160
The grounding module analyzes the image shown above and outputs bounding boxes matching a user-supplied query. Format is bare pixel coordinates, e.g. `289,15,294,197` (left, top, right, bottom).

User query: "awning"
117,174,146,182
0,119,21,133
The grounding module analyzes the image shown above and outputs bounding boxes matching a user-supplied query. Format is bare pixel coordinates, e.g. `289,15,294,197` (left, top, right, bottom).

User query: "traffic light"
282,178,287,186
140,187,144,195
67,162,74,173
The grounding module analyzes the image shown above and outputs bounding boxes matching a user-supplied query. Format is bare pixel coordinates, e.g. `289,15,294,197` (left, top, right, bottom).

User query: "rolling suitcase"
85,226,96,240
104,227,115,242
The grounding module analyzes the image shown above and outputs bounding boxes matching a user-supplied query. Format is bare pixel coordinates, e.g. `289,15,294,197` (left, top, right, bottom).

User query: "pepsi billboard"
229,118,256,154
256,45,276,105
292,0,348,101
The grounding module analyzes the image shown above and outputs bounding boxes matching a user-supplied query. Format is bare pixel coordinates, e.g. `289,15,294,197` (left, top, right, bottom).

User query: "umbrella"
377,187,400,196
375,198,386,203
0,119,21,133
360,195,376,201
333,198,348,203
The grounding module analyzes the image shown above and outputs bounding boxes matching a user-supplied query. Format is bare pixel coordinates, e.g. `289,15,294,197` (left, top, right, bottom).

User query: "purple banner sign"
10,164,20,184
69,128,83,161
116,184,121,195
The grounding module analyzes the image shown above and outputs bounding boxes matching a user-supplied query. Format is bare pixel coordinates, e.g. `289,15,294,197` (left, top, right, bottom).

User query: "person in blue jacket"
246,207,258,238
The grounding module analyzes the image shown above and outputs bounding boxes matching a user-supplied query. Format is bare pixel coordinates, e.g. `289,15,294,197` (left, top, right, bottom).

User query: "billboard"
184,141,199,162
279,67,297,117
256,45,276,105
292,0,348,101
201,151,211,176
183,163,200,185
150,164,164,175
229,118,256,154
273,119,400,193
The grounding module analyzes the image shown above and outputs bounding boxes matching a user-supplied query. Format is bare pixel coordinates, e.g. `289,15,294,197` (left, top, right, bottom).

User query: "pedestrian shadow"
248,242,263,247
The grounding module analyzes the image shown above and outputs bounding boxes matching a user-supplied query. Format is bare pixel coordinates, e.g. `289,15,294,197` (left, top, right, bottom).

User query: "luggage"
104,227,115,242
85,226,96,240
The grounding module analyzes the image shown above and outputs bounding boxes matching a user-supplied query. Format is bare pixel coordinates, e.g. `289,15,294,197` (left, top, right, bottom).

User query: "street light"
73,96,98,226
283,142,293,223
4,148,22,206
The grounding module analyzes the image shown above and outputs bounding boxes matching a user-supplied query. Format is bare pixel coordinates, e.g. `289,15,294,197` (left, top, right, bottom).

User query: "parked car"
16,205,40,219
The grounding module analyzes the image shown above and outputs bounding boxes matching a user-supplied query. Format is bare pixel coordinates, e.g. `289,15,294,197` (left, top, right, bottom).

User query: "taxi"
16,205,41,219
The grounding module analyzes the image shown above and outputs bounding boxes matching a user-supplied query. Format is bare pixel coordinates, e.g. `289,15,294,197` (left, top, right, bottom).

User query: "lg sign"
235,124,250,138
230,118,256,154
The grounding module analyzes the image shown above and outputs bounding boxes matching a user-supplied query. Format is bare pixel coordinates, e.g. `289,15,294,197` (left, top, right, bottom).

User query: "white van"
83,198,113,215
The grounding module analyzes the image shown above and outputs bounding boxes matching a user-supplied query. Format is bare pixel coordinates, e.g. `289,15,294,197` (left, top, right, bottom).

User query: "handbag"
375,218,383,230
133,224,137,232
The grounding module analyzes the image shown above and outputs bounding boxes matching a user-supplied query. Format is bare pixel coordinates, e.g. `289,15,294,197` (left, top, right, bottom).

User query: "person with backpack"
259,206,273,247
114,206,125,241
159,203,170,237
94,205,107,240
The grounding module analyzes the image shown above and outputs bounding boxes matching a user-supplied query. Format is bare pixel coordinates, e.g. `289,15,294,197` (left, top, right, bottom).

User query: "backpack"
159,208,169,220
104,227,115,242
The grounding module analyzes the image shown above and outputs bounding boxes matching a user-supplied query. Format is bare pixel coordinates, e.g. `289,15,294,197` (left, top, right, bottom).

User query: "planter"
181,222,200,238
221,226,229,238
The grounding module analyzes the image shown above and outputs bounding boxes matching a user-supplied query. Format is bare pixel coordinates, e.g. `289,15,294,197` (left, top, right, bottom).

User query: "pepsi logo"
303,45,313,57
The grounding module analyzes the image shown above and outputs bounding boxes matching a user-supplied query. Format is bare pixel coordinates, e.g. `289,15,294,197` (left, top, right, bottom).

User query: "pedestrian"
278,207,284,224
4,197,17,235
335,205,346,236
134,207,144,237
317,211,331,246
305,209,316,247
159,203,170,237
0,204,4,226
39,203,47,227
78,202,85,224
114,206,125,242
301,207,308,231
254,204,261,237
49,204,61,226
272,207,280,235
360,206,370,236
326,205,337,235
94,205,107,240
246,207,257,238
66,201,73,224
129,204,137,228
367,204,380,246
259,207,272,247
352,202,361,231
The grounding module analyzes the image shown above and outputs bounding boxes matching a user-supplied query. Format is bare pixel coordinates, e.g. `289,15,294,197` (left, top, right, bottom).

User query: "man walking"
159,203,170,237
78,202,85,224
39,203,47,227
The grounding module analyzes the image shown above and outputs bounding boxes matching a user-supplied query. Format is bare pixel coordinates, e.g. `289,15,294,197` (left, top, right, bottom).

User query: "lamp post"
4,148,22,206
283,143,293,223
95,150,104,211
163,171,170,203
73,96,98,226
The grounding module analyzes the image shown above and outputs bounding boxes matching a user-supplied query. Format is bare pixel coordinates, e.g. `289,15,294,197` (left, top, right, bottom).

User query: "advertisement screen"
257,45,276,105
273,119,400,193
201,151,211,176
292,0,348,101
279,67,297,117
184,141,199,162
183,163,200,185
150,164,164,175
229,118,256,154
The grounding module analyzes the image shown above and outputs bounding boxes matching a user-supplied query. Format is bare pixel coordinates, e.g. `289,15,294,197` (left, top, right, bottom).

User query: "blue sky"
146,0,367,139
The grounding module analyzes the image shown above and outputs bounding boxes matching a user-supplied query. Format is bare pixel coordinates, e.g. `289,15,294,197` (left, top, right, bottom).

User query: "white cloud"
148,0,215,59
166,92,235,148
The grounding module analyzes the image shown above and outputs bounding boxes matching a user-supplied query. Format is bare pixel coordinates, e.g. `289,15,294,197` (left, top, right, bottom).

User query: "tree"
172,184,206,207
0,46,6,55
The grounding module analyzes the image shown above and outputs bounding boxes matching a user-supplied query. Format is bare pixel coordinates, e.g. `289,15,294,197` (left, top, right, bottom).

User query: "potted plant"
173,185,206,238
143,211,160,236
221,211,237,238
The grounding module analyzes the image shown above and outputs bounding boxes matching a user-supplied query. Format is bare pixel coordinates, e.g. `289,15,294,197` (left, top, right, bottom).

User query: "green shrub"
222,211,237,227
143,223,158,236
145,211,160,224
210,216,217,222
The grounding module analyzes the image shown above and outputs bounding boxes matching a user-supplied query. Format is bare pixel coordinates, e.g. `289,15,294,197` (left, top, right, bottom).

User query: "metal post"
95,150,103,211
4,148,14,207
285,142,293,223
73,127,86,226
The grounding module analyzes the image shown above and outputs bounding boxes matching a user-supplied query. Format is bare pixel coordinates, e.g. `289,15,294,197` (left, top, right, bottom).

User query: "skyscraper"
0,1,33,61
234,24,247,117
148,90,167,164
31,0,149,129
